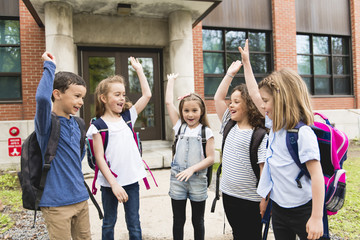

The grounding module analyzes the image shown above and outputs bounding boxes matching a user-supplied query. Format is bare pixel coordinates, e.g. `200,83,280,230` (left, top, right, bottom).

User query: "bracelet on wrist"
226,73,234,78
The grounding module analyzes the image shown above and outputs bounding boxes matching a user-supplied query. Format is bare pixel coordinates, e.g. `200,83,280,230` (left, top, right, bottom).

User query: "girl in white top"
86,57,151,240
239,39,324,240
165,73,215,240
214,62,268,240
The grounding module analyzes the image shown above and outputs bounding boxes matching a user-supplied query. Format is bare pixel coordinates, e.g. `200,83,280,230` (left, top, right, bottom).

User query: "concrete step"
142,140,173,169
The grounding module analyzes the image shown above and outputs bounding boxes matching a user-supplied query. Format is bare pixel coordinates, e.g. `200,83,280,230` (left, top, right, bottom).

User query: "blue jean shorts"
169,164,208,202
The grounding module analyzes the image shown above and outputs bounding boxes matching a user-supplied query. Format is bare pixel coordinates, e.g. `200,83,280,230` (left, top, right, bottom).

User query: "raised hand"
238,39,250,64
130,56,143,72
42,52,56,65
227,60,242,77
167,73,179,82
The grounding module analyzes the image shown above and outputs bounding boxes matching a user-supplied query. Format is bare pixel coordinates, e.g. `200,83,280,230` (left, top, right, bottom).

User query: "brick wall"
193,22,204,97
194,0,358,113
0,1,46,121
351,0,360,109
272,0,297,71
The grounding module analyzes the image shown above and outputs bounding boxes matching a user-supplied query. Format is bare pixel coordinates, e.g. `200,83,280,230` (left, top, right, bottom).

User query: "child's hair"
231,84,265,129
52,72,86,102
258,68,314,131
178,93,210,128
94,75,132,118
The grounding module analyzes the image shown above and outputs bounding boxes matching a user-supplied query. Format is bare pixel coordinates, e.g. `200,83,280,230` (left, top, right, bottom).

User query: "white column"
44,1,76,73
168,11,195,100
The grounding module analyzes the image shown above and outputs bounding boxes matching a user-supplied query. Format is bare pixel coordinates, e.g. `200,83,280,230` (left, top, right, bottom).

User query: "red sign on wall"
8,138,21,157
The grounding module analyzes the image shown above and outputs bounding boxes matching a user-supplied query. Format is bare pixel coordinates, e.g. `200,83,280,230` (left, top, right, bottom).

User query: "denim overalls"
169,124,208,202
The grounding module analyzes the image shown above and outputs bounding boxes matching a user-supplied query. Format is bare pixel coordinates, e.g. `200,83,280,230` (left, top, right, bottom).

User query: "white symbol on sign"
11,148,20,156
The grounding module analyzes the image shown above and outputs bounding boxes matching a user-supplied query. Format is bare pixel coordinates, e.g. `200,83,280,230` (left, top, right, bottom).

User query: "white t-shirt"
86,106,146,187
173,120,214,160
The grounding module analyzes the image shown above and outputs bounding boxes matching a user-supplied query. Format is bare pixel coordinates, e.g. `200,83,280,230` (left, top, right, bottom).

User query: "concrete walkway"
85,169,274,240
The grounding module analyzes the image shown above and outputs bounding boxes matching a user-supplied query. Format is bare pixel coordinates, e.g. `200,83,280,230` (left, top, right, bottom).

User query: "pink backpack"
286,112,349,239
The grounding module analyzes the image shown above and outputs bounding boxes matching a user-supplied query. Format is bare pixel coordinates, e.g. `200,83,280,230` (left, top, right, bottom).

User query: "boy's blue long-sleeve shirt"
35,61,88,207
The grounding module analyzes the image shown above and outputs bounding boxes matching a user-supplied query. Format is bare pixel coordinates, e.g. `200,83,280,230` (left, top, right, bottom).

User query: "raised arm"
165,73,180,126
238,39,265,116
130,57,152,114
214,60,242,120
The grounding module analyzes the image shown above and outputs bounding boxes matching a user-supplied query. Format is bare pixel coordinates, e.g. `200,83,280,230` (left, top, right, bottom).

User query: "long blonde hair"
258,68,314,131
178,93,210,128
94,75,132,118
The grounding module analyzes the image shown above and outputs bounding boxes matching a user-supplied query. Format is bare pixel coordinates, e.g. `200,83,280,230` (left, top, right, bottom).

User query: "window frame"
0,16,22,103
202,27,273,99
296,33,352,96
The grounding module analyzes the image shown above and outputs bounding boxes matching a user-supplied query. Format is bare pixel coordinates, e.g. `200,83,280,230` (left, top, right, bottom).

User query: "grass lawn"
0,172,21,233
327,143,360,239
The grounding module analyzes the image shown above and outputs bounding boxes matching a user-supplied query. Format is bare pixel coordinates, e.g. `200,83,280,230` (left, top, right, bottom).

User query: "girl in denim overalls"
165,73,215,240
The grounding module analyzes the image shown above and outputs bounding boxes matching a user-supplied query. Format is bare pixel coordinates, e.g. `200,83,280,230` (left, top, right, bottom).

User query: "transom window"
202,28,272,97
297,34,351,95
0,18,21,101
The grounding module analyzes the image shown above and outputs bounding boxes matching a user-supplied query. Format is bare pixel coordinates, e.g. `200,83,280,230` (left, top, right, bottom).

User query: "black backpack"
211,119,267,212
18,112,103,225
172,123,213,188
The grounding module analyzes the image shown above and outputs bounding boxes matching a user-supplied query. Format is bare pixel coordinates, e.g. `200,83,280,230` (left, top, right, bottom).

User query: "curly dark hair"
231,84,265,129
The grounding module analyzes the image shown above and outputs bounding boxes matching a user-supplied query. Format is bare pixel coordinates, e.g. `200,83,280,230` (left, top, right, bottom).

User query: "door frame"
78,47,165,140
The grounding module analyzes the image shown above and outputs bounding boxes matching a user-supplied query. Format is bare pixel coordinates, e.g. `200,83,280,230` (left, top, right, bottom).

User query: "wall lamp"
117,3,131,16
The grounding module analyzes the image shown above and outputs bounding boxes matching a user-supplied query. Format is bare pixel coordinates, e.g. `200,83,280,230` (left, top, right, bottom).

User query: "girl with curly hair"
214,60,268,240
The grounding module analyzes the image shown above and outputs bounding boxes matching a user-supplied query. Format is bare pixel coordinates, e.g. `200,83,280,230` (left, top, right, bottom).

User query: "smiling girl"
86,57,151,240
214,61,268,240
165,73,215,240
239,39,324,240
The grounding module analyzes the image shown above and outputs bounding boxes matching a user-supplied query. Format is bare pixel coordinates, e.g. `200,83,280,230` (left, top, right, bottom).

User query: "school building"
0,0,359,169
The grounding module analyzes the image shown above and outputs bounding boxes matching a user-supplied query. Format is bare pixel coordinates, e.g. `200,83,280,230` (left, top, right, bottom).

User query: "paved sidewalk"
85,169,274,240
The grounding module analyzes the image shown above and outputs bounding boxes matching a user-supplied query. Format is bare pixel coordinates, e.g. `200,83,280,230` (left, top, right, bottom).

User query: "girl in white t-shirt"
86,57,151,240
214,61,268,240
239,39,324,240
165,73,215,240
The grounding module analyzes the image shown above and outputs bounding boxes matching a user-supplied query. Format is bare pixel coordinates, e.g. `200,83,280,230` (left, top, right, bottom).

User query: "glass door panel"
81,50,162,140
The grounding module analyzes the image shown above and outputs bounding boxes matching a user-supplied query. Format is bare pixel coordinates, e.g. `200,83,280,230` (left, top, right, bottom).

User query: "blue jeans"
101,183,142,240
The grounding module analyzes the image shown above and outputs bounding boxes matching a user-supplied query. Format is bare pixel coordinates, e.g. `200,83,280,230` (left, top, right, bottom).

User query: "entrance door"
80,49,162,140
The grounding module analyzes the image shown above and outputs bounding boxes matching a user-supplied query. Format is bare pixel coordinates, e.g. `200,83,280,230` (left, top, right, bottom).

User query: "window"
0,18,21,101
297,34,351,95
202,28,272,97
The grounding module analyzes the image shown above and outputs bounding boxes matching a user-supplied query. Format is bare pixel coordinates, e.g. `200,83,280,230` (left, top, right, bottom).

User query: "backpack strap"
221,119,237,154
90,118,117,195
121,110,142,155
74,116,104,220
92,118,109,152
34,112,60,211
201,125,213,188
172,123,187,158
250,127,267,183
74,116,86,157
286,121,311,188
211,119,236,213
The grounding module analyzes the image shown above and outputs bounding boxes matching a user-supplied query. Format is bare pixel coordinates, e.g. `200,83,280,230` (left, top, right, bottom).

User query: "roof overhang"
22,0,222,28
